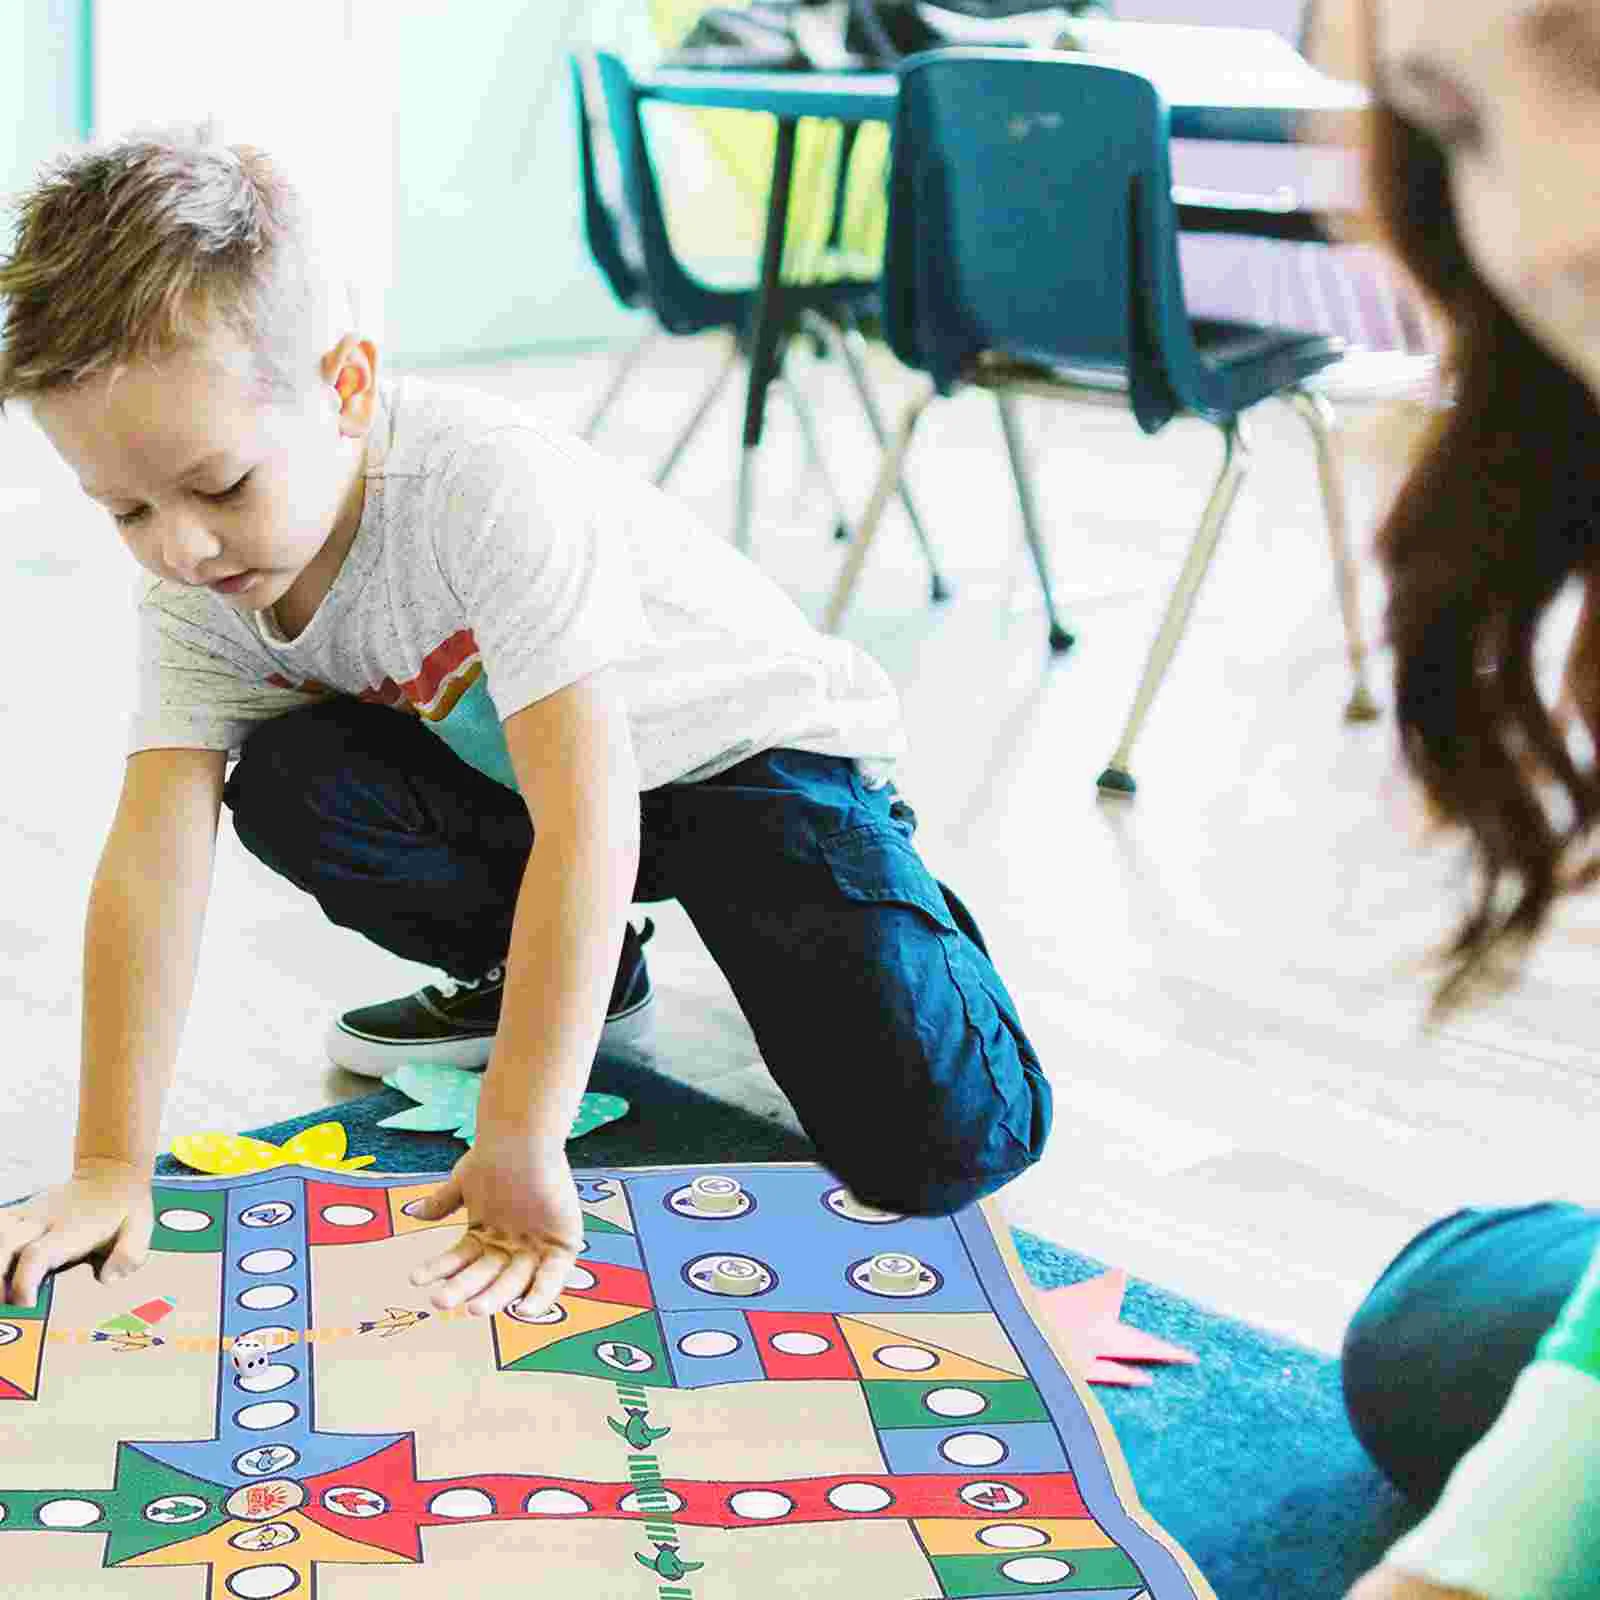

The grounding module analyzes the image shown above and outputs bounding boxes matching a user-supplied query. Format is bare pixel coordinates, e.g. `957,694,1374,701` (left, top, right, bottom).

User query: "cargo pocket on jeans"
818,823,957,934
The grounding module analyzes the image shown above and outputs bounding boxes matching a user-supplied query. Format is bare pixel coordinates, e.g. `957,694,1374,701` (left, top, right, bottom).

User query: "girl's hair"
1360,1,1600,1016
0,124,325,409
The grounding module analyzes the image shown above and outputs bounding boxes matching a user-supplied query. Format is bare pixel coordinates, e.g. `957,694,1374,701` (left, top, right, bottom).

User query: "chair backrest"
569,53,646,310
884,49,1203,430
574,51,745,336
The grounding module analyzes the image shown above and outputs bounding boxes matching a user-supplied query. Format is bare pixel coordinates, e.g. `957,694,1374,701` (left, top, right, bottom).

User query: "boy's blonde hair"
0,124,336,410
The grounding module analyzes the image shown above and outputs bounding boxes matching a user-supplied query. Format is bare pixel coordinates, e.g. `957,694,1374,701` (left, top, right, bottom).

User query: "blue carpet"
157,1075,1420,1599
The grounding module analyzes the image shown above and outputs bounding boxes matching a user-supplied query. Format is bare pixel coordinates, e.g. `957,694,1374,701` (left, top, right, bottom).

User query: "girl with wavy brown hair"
1327,3,1600,1599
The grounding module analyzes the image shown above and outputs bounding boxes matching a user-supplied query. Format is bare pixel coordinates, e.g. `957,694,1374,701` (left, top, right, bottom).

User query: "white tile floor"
5,332,1596,1354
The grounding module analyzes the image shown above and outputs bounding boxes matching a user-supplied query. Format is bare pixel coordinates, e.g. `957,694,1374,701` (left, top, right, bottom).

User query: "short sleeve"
128,581,324,757
428,429,650,721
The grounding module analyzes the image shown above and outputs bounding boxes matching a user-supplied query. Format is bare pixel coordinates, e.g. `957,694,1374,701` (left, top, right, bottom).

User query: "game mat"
0,1162,1214,1599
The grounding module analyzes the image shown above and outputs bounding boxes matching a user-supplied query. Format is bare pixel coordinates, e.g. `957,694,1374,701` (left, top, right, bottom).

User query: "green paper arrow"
378,1063,627,1148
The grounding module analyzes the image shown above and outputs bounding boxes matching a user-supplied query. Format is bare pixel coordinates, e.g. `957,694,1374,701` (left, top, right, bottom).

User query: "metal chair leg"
1286,386,1380,723
1097,416,1253,797
824,381,937,633
993,391,1075,654
776,369,853,543
580,328,661,441
802,309,952,602
652,337,741,488
734,444,758,554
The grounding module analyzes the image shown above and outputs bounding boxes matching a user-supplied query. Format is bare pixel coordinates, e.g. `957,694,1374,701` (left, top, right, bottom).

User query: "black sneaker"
327,919,655,1078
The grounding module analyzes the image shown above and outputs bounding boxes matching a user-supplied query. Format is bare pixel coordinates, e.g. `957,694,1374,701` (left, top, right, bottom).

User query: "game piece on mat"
1,1162,1215,1599
378,1061,629,1146
1037,1266,1201,1387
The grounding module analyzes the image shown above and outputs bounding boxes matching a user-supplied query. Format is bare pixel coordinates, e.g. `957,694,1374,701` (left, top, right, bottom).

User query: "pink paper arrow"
1036,1268,1199,1387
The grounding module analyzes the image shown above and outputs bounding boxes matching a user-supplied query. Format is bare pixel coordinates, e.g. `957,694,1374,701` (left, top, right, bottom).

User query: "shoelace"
423,919,653,1004
429,965,504,1002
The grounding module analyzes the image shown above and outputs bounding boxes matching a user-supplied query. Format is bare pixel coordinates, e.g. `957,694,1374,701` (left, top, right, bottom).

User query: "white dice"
230,1335,271,1375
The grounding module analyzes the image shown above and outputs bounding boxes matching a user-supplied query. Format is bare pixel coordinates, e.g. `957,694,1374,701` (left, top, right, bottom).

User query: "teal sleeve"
1537,1240,1600,1379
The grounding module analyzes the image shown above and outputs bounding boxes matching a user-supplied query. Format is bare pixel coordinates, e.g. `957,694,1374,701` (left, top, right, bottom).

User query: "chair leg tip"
930,575,953,603
1048,624,1076,654
1344,684,1381,723
1096,767,1136,796
833,522,851,543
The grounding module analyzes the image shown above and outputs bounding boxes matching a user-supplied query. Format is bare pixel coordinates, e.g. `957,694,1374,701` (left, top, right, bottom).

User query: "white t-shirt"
129,376,907,794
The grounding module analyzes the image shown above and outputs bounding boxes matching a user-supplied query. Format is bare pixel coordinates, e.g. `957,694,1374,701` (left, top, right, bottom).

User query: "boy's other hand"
407,1135,585,1320
0,1157,154,1307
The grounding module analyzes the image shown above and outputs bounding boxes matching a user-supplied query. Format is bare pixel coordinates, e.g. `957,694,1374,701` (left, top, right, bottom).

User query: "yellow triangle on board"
494,1295,648,1367
122,1509,407,1574
837,1316,1030,1384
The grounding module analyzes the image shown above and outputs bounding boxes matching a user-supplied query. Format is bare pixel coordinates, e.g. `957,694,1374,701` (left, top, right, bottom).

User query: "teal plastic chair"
571,50,947,595
824,49,1378,794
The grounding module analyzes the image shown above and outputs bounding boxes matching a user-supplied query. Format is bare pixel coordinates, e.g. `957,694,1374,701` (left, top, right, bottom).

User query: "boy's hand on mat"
0,1158,154,1308
407,1136,585,1321
1348,1566,1483,1600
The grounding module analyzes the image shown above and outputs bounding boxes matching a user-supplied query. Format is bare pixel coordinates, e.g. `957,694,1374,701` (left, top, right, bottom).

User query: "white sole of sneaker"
327,989,657,1080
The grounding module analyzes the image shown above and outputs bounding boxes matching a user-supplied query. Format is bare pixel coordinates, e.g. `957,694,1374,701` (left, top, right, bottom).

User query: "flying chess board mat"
0,1163,1213,1599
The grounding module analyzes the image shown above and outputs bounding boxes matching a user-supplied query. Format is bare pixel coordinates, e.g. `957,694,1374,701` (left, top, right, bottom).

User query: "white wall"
93,0,394,344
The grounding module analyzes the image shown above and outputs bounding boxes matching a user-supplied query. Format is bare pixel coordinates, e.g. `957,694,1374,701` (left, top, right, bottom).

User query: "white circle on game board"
524,1489,590,1515
242,1325,295,1350
940,1433,1006,1468
730,1490,793,1521
239,1202,294,1228
925,1387,988,1418
234,1447,300,1479
226,1481,305,1520
619,1489,685,1514
595,1340,654,1373
770,1331,831,1357
875,1344,939,1372
823,1186,904,1224
234,1401,298,1431
428,1488,494,1519
229,1522,300,1553
978,1524,1050,1550
239,1249,296,1275
38,1499,102,1528
1000,1556,1074,1585
507,1300,566,1326
142,1494,208,1524
959,1481,1025,1513
239,1285,297,1312
320,1204,375,1228
323,1487,389,1518
158,1208,213,1233
826,1482,893,1513
227,1564,301,1598
564,1264,597,1291
236,1364,297,1395
0,1323,20,1348
677,1329,741,1358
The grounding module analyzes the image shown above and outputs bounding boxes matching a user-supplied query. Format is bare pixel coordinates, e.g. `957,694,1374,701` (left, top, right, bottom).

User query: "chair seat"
1191,318,1346,414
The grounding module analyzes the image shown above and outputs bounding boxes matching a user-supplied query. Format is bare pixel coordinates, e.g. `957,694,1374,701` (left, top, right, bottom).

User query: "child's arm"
408,668,639,1317
0,748,226,1305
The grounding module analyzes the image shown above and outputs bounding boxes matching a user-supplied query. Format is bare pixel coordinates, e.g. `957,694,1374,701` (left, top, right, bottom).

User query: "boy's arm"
409,668,639,1317
1,747,225,1303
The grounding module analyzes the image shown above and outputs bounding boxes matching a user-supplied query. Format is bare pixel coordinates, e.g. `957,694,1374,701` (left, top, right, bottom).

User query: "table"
635,57,1369,549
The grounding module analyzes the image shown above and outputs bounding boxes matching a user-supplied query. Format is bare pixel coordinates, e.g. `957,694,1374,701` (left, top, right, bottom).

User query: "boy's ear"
320,335,379,437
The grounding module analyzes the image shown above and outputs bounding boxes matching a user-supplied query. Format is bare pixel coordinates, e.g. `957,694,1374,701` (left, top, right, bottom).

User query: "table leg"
734,114,800,554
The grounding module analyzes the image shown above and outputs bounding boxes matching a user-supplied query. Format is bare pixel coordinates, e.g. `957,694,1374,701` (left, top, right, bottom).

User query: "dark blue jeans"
1342,1201,1600,1508
222,698,1052,1218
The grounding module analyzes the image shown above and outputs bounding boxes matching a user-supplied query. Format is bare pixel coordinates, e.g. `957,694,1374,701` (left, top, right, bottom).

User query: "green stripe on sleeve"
1536,1242,1600,1380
